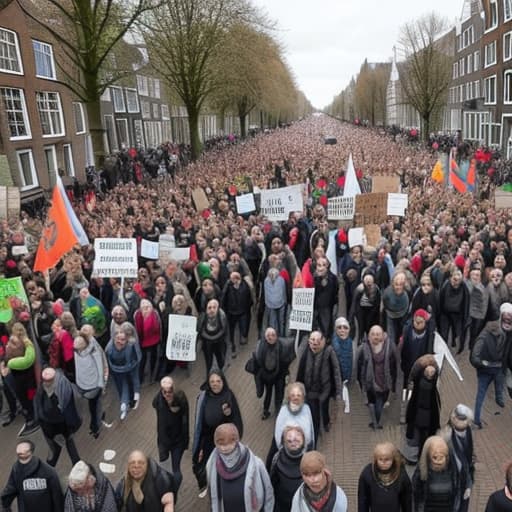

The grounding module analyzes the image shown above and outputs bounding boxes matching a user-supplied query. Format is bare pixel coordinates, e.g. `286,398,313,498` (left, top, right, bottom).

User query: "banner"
289,288,315,331
166,314,197,361
235,193,256,214
387,193,408,216
327,196,355,220
260,185,303,221
0,277,30,324
92,238,138,278
141,239,159,260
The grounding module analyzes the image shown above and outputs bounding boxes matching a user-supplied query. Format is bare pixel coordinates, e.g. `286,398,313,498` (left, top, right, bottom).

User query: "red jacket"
134,310,161,348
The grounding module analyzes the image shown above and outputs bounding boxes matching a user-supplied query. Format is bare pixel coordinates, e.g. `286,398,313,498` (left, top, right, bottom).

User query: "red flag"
33,184,79,272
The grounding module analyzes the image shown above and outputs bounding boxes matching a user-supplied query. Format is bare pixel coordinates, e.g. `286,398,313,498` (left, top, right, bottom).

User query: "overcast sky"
251,0,462,110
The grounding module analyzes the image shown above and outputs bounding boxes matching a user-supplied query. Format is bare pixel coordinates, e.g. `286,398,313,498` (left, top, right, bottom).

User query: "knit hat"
413,308,430,320
450,404,473,431
335,317,350,328
68,461,90,486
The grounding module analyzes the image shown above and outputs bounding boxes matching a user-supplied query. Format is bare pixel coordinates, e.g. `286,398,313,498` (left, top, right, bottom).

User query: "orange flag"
431,160,444,183
33,184,79,272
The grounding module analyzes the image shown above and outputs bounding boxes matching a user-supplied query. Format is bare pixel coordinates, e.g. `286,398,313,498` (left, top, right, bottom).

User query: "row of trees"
18,0,312,165
326,12,453,141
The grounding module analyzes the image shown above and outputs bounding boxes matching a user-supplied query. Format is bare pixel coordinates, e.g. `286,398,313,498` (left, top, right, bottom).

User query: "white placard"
236,193,256,214
165,247,191,261
141,239,159,259
327,196,355,220
166,314,197,361
260,185,303,221
158,235,176,263
348,227,365,248
289,288,315,331
387,193,408,216
11,245,29,256
92,238,138,278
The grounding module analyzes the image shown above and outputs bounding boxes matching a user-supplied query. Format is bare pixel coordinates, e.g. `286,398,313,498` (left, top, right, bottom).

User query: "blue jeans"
474,367,504,425
111,369,140,408
267,305,287,337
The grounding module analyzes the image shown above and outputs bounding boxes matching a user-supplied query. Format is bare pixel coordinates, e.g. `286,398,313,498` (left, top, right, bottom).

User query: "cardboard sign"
141,239,159,260
192,187,210,212
0,277,30,324
354,193,387,225
92,238,138,278
260,185,303,221
387,193,408,216
289,288,315,331
364,224,381,247
372,175,400,193
348,227,365,248
327,196,355,220
235,193,256,214
495,190,512,209
166,314,197,361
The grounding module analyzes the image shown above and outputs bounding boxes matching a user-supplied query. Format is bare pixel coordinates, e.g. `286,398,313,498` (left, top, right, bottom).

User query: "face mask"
219,443,241,468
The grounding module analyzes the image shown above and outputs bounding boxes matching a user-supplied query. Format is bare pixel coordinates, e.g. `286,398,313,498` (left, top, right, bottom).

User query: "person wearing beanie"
410,274,440,329
438,404,475,512
65,460,117,511
439,269,470,353
292,450,347,511
206,423,274,511
484,461,512,511
470,302,511,428
403,355,441,465
357,441,412,512
270,425,307,512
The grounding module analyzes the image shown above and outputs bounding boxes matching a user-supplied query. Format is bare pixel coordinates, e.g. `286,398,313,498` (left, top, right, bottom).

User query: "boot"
65,436,80,465
46,438,62,467
368,404,378,430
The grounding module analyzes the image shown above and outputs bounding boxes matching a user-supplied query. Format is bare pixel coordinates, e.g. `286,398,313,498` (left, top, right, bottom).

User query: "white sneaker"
120,403,127,421
198,487,208,499
133,392,140,410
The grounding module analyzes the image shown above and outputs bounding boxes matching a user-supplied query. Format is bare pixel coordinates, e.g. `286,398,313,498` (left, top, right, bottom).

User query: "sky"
252,0,463,110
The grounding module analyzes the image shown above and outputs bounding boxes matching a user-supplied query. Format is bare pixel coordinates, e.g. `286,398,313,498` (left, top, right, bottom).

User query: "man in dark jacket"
470,302,512,428
1,440,64,512
296,331,342,442
152,376,189,490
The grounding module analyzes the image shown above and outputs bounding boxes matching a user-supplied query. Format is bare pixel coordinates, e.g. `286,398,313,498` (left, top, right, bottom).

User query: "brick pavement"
1,332,511,511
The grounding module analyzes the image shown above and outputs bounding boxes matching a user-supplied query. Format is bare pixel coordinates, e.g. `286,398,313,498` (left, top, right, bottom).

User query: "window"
111,87,125,113
464,112,489,141
152,103,160,119
32,40,56,79
460,58,465,77
16,149,38,190
104,114,118,152
505,70,512,103
505,0,512,21
485,41,497,67
141,100,151,119
63,144,75,176
72,102,86,134
100,88,111,102
474,80,480,99
467,53,473,74
505,32,512,61
463,26,474,48
44,145,58,187
1,88,31,140
474,50,480,71
485,75,497,104
487,0,498,31
161,104,170,120
125,88,139,113
133,119,145,146
453,62,458,79
116,118,129,147
154,79,160,99
36,91,65,137
137,75,148,96
0,28,23,74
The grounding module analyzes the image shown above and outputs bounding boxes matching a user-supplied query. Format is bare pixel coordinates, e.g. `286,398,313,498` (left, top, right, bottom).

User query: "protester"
485,461,512,511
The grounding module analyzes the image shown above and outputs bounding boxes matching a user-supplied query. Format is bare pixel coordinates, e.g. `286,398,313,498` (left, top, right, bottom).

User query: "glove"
463,488,471,500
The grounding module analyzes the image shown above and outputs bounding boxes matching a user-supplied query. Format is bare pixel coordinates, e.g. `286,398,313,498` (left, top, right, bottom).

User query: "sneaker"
120,403,128,421
133,393,140,410
101,412,113,429
198,487,208,499
18,420,39,437
496,399,505,408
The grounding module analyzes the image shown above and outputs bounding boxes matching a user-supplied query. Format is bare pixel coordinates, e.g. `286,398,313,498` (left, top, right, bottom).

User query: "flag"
343,153,361,197
33,176,88,272
431,160,444,183
466,158,476,192
449,148,467,194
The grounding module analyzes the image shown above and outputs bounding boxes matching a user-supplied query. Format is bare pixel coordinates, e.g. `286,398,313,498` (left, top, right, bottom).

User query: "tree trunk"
239,114,247,139
187,107,202,161
85,100,106,170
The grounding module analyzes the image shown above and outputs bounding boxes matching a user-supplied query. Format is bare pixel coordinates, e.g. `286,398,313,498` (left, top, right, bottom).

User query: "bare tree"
354,59,390,126
17,0,159,167
398,12,453,140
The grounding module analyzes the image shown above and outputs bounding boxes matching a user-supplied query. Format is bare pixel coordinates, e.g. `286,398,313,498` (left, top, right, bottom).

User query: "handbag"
244,353,258,375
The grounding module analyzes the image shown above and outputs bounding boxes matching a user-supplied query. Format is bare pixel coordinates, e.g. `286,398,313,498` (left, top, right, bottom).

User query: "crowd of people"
1,114,512,510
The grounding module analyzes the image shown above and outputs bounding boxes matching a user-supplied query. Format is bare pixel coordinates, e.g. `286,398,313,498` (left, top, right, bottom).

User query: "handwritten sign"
141,239,159,259
260,185,303,221
348,227,365,248
387,193,408,216
93,238,138,278
327,196,355,220
235,193,256,214
166,314,197,361
289,288,315,331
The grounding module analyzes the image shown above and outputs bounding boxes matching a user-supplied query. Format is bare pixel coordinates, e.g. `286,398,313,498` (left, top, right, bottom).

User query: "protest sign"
235,193,256,214
495,189,512,209
372,175,400,193
163,247,191,261
354,193,387,225
158,234,176,264
141,239,159,260
348,227,365,248
364,224,381,247
11,245,29,256
192,187,209,211
93,238,138,278
260,185,303,221
387,193,408,216
0,277,30,323
289,288,315,331
327,196,355,220
166,314,197,361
